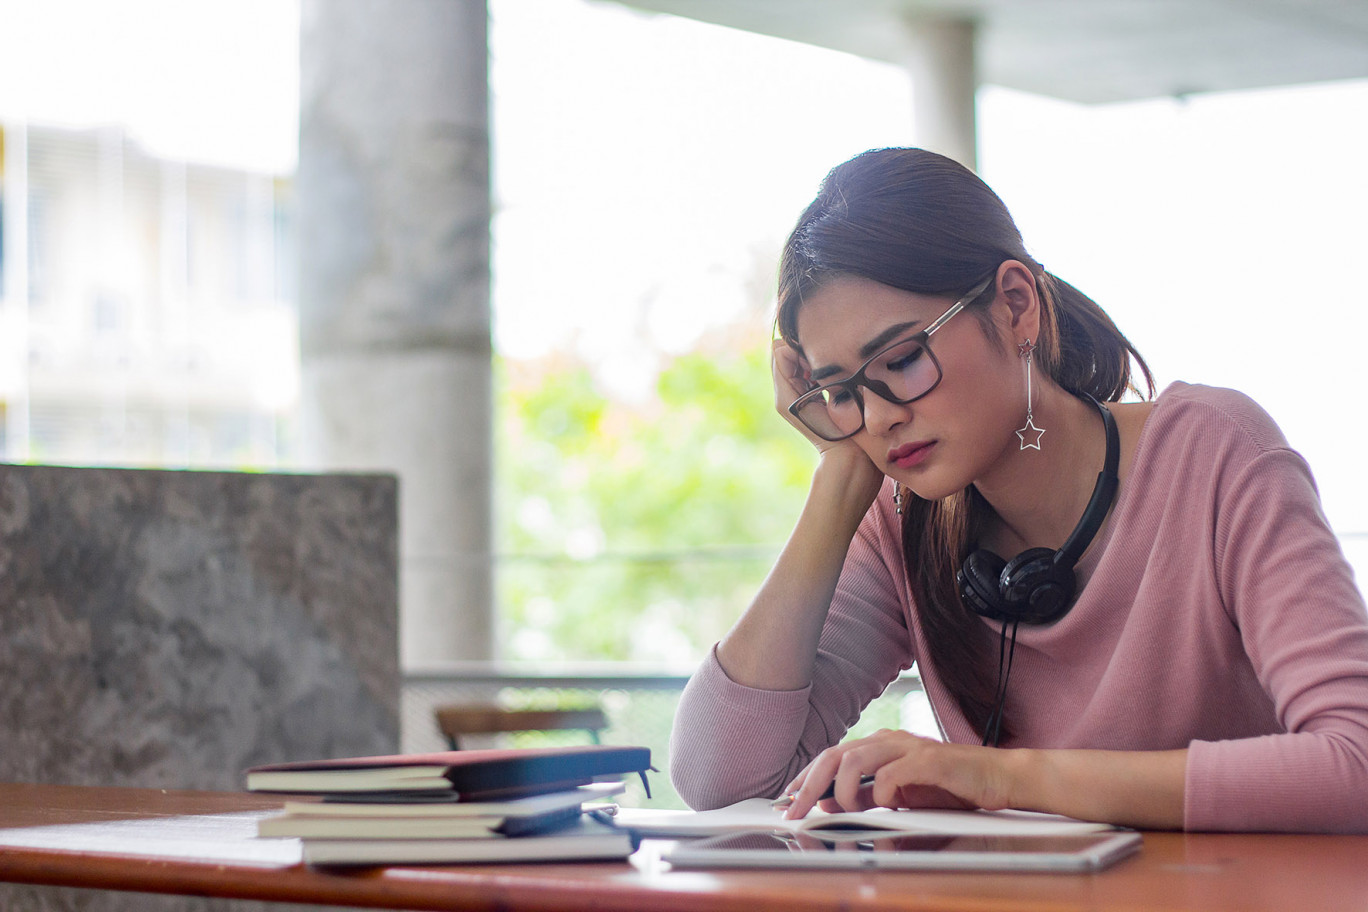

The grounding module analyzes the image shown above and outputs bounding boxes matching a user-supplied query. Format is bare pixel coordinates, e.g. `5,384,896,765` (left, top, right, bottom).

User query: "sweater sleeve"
1186,446,1368,832
668,491,915,810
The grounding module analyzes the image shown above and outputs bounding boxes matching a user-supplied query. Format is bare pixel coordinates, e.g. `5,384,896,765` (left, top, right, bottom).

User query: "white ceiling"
607,0,1368,103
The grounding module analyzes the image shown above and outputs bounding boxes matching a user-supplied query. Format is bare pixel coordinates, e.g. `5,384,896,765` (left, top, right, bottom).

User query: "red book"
245,744,652,799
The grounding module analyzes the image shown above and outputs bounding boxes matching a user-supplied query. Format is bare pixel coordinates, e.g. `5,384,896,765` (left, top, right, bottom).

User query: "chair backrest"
434,704,608,750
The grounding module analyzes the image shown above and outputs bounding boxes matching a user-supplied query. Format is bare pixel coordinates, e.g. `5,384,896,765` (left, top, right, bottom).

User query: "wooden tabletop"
1,782,1365,912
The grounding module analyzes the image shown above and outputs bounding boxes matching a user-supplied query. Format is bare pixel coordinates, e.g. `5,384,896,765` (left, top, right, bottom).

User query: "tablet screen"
663,829,1142,872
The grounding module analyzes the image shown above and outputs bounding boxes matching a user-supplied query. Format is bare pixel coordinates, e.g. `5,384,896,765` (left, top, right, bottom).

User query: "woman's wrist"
996,748,1045,813
810,447,885,527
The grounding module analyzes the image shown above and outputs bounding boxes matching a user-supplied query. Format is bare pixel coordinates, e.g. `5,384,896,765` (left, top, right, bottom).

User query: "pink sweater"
669,383,1368,832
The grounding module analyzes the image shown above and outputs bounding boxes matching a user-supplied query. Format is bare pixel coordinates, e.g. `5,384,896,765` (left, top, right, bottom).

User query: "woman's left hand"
779,729,1015,820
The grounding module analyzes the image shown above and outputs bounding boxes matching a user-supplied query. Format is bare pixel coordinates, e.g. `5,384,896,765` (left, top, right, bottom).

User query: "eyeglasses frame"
787,273,997,442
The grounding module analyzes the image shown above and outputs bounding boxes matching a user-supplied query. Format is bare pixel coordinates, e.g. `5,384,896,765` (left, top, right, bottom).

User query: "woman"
667,147,1368,832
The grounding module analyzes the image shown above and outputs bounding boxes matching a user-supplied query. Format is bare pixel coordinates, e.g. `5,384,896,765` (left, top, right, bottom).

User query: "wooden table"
1,782,1366,911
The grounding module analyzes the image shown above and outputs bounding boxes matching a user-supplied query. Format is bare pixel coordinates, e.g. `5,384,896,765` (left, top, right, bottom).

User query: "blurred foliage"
495,326,817,665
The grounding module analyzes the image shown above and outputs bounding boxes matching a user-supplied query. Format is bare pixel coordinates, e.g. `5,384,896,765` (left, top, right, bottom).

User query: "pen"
584,805,620,826
771,775,876,810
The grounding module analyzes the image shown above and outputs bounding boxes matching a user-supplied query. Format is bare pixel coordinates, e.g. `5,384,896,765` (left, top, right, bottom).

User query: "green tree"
495,327,816,665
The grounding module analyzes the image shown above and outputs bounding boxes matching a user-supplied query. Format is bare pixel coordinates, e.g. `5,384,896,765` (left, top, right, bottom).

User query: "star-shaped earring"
1015,337,1044,451
1016,416,1046,450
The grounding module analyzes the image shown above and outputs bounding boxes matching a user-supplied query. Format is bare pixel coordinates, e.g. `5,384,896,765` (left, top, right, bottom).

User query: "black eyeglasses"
788,274,995,441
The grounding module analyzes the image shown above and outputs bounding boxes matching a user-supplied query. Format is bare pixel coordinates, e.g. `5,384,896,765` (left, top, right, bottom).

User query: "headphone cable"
983,618,1020,748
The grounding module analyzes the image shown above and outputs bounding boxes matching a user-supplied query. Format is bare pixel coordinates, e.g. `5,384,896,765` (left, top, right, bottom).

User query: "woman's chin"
902,477,965,504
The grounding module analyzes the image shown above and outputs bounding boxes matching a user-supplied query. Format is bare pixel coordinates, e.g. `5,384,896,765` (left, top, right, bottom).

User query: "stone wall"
0,464,400,910
0,464,400,788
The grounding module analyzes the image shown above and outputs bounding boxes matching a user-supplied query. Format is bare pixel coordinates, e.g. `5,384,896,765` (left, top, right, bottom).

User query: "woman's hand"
779,729,1013,820
779,730,1189,830
772,339,885,502
771,338,827,445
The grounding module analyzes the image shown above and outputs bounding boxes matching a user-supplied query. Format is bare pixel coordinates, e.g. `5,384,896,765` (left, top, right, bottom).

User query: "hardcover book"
299,818,637,866
246,745,652,798
258,782,625,839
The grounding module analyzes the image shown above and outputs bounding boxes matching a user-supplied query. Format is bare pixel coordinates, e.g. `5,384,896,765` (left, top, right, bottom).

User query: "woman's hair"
775,147,1154,739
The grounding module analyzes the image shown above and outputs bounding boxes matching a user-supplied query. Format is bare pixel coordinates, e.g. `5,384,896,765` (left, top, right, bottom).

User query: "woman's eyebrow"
809,321,923,382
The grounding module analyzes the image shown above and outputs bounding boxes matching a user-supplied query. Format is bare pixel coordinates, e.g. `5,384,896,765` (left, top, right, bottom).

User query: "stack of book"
246,744,651,866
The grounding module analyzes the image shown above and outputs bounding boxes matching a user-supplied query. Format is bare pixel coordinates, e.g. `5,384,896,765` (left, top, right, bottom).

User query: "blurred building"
0,123,297,468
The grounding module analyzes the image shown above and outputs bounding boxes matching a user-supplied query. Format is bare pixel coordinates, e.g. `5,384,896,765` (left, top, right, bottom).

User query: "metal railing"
402,663,929,809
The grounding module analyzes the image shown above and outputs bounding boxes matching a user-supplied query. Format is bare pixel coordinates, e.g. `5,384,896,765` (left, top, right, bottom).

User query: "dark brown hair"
775,148,1154,738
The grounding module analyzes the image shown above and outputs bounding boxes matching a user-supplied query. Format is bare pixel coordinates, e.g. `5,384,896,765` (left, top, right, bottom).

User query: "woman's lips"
888,441,935,469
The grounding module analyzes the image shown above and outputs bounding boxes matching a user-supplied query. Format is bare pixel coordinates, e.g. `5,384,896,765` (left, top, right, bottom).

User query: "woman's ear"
996,260,1041,342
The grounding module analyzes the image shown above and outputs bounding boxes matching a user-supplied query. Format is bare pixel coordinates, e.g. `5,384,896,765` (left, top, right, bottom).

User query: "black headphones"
956,395,1119,626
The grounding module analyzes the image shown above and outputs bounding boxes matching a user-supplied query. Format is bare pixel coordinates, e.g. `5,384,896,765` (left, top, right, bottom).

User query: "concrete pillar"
298,0,493,666
903,17,979,171
1,122,32,461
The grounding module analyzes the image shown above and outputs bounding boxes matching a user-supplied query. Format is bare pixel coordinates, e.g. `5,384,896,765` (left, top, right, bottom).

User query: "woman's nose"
860,388,911,436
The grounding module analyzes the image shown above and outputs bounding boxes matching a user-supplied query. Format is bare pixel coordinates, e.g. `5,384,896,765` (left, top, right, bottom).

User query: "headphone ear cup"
1000,547,1076,624
957,549,1011,621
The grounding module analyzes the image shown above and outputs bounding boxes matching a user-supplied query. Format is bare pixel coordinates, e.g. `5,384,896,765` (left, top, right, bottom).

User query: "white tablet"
662,828,1142,873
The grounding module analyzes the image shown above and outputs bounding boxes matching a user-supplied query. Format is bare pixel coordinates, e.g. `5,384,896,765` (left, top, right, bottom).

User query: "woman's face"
793,274,1025,501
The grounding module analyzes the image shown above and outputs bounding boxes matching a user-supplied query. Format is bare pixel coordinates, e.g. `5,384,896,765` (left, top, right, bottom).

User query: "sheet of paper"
0,810,301,867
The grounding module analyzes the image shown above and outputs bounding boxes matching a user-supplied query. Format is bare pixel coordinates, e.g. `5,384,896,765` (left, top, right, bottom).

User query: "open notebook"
616,797,1117,839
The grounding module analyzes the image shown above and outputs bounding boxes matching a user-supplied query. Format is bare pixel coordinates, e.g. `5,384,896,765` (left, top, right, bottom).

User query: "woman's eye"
886,347,925,371
826,388,855,407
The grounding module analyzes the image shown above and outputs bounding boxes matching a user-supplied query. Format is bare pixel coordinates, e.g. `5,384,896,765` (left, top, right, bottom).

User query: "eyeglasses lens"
795,337,938,440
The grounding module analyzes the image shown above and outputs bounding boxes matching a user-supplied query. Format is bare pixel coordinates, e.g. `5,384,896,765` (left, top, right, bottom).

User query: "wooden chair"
434,704,608,750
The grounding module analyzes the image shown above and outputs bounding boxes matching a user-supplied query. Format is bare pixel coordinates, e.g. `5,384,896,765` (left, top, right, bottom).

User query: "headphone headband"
1054,395,1119,568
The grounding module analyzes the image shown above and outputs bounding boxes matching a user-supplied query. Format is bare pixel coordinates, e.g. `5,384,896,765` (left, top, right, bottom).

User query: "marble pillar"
297,0,494,667
904,17,980,171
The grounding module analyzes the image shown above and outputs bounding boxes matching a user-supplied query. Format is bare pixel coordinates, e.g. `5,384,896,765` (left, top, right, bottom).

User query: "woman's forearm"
717,452,883,690
1005,746,1187,830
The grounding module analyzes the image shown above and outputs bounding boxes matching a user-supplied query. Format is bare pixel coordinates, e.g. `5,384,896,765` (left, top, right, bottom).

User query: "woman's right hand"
772,339,886,503
772,338,843,450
